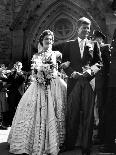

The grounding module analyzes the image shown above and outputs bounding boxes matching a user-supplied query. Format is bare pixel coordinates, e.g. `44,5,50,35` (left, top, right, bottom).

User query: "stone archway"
54,18,74,40
23,0,101,67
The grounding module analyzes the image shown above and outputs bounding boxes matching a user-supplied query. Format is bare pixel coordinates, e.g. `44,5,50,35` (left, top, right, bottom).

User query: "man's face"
17,62,22,70
78,23,90,39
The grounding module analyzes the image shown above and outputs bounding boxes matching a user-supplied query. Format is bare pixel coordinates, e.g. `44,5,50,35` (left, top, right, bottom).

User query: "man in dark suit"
92,30,111,145
53,17,102,155
7,62,26,126
102,28,116,153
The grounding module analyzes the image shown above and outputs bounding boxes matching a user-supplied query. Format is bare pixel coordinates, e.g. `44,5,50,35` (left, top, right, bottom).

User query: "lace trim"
8,77,67,155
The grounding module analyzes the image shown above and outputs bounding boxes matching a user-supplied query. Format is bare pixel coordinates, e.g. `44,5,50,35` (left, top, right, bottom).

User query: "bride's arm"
31,54,39,80
55,51,62,64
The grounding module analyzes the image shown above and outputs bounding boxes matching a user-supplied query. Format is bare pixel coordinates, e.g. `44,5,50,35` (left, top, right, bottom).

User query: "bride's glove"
70,71,83,79
60,61,70,69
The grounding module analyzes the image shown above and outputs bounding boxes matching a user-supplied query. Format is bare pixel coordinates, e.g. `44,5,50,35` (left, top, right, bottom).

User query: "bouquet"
31,55,56,86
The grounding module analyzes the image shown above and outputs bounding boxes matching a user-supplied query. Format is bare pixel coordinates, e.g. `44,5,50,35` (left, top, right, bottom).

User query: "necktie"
79,39,85,58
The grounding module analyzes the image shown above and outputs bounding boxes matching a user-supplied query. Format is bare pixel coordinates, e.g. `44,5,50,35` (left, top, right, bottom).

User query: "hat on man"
93,30,106,40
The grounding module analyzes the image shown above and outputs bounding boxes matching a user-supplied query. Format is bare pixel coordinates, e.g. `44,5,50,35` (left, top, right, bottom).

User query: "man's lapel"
83,39,94,58
71,39,81,59
81,39,93,65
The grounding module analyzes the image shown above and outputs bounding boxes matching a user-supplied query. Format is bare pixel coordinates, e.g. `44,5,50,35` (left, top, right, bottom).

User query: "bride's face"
42,34,53,49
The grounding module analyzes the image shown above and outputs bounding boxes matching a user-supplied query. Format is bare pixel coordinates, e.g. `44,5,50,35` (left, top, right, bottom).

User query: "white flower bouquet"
31,56,55,86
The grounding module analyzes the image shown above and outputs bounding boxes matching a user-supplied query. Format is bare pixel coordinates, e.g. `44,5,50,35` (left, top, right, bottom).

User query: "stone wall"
0,0,24,66
0,1,12,65
0,0,115,68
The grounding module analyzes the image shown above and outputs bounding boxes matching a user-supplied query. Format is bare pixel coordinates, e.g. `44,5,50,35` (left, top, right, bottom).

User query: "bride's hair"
39,29,54,46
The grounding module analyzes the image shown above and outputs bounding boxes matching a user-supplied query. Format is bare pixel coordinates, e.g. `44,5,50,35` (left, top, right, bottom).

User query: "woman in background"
8,30,67,155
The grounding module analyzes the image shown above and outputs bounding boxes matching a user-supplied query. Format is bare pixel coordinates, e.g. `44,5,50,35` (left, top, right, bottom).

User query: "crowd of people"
0,62,31,128
0,16,116,155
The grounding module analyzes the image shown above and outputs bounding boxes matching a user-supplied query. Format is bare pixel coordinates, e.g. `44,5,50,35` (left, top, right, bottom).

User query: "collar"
78,37,87,43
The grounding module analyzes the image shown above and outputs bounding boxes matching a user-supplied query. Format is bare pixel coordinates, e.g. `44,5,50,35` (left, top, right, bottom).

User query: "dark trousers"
95,88,105,143
104,87,116,148
95,75,109,143
65,77,95,151
7,89,22,125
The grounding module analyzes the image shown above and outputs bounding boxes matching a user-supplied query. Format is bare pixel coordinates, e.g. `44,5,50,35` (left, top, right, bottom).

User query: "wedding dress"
7,50,67,155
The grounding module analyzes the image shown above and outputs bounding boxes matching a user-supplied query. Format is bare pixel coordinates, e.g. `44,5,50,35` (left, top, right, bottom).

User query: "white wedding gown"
7,51,67,155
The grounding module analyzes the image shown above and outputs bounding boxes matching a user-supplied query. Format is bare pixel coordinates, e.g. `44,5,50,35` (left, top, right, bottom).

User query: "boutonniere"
85,40,94,52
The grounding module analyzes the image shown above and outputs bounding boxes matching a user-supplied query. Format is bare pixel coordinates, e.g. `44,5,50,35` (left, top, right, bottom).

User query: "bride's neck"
43,46,52,52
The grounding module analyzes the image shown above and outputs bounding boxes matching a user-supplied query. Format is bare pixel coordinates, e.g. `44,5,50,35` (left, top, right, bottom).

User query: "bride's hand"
70,71,83,79
60,61,70,69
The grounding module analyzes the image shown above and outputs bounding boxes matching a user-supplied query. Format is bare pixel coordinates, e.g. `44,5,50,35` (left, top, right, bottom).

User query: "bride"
7,30,67,155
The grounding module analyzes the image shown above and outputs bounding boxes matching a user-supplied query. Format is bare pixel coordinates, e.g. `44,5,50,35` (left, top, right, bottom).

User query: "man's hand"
95,63,103,68
91,63,101,75
60,61,70,69
70,71,83,79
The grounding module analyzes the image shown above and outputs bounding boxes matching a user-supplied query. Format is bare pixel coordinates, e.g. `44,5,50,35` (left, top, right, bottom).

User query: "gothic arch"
24,0,101,63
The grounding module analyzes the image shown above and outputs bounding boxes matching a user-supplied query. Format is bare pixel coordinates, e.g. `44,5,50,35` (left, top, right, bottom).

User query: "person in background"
53,17,102,155
101,28,116,153
0,64,9,129
7,61,26,126
92,30,111,145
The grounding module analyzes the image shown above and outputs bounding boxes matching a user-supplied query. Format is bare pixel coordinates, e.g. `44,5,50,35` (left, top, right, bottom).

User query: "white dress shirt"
78,37,86,58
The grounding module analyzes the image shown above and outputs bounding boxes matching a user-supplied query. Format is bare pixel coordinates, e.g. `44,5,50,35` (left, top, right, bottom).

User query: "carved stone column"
11,29,24,63
106,14,116,43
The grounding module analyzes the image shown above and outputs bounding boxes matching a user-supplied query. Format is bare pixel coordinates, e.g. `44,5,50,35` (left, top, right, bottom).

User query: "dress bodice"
32,50,62,75
39,51,56,65
31,50,62,85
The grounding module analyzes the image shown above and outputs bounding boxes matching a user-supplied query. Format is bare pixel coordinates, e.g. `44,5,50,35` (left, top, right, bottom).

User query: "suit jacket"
101,44,110,76
108,38,116,87
95,44,110,90
53,39,102,95
7,70,26,91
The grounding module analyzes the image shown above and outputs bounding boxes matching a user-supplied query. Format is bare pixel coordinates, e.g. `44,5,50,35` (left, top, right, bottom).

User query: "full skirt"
7,77,67,155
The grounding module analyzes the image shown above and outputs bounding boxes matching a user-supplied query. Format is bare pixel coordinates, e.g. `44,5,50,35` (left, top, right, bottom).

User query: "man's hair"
15,61,22,65
77,17,91,27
